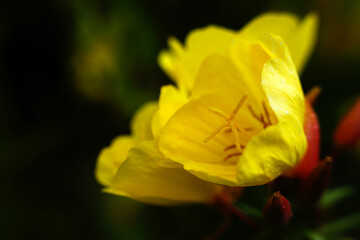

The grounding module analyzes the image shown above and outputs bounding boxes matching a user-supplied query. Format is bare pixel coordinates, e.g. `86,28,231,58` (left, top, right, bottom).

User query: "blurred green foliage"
72,0,160,115
0,0,359,239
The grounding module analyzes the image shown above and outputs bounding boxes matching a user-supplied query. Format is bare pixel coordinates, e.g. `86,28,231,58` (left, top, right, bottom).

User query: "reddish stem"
224,201,259,230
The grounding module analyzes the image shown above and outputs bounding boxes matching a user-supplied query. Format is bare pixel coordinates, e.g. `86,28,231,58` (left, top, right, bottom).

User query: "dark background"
1,0,359,239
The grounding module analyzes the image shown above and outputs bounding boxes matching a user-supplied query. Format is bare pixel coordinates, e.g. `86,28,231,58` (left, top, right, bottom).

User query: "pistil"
204,95,248,152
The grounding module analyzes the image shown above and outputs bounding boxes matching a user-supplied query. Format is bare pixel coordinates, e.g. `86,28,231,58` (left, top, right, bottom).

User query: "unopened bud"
299,157,332,208
333,97,360,149
263,191,293,227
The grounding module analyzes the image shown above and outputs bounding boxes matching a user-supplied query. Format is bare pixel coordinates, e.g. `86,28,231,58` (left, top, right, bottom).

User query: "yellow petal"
107,141,216,205
158,39,191,93
230,38,270,83
191,54,272,129
259,33,305,124
192,54,256,100
239,12,298,42
151,85,188,139
159,94,232,163
239,12,318,73
95,136,135,186
158,26,235,92
184,161,238,186
235,34,307,186
236,119,306,186
131,101,158,141
184,25,235,72
228,39,271,101
287,13,318,74
96,101,157,186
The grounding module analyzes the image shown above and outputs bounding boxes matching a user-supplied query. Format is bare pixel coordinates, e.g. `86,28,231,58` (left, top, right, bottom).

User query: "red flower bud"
299,157,332,208
333,97,360,149
263,191,293,227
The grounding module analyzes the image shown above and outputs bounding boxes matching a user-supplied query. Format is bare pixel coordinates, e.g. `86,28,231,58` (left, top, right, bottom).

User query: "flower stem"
224,201,259,230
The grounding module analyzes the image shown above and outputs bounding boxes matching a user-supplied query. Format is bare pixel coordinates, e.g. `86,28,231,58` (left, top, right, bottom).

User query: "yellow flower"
158,34,307,186
96,12,318,204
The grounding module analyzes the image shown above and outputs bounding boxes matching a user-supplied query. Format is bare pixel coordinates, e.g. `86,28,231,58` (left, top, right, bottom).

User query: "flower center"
204,96,273,161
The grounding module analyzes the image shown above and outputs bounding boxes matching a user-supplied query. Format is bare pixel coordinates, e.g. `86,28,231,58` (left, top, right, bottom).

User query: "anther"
224,144,245,151
228,122,240,151
224,126,254,133
248,105,262,122
224,152,242,161
248,101,272,129
262,101,271,126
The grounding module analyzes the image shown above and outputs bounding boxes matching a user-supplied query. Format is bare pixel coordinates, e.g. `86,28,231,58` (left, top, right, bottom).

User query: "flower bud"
333,97,360,149
299,157,332,208
263,191,293,227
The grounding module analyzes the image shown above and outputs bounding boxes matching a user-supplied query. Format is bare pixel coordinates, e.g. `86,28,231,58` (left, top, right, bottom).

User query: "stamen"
248,105,262,122
224,145,236,151
224,152,242,161
262,101,271,126
225,126,254,133
230,122,241,151
230,95,248,120
204,123,228,143
234,122,251,139
248,103,272,129
224,128,233,133
208,108,229,121
260,114,264,123
224,144,245,151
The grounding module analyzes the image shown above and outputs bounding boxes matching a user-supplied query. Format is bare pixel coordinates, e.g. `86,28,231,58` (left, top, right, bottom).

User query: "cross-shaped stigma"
204,95,249,151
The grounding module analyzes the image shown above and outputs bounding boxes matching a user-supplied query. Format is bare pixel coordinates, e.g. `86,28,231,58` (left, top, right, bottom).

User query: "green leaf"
320,212,360,235
319,186,354,209
304,230,326,240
